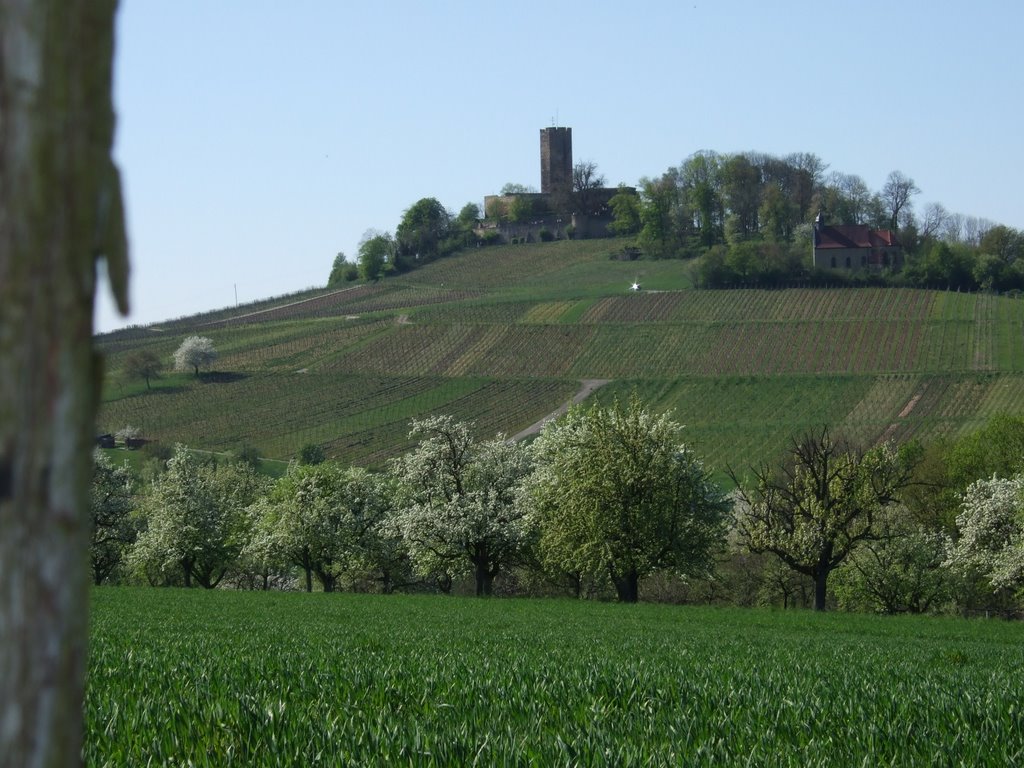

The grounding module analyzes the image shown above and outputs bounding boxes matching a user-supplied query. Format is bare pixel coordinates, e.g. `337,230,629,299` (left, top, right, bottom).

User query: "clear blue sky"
95,0,1024,333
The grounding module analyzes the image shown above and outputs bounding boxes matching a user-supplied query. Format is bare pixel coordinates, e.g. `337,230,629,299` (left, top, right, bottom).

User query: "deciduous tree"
131,446,266,588
123,349,163,390
90,451,137,585
251,462,395,592
832,505,950,614
944,474,1024,596
395,197,452,268
390,416,533,596
882,170,920,232
357,231,394,281
732,429,914,611
638,173,683,259
173,335,217,377
608,186,642,236
572,159,606,215
327,251,356,286
527,397,727,603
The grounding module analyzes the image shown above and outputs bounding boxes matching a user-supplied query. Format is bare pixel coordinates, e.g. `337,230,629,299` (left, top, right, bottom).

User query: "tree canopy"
390,416,533,596
395,197,452,269
131,446,267,588
90,451,136,585
123,349,162,390
732,430,915,610
527,396,727,602
173,336,217,377
248,462,394,593
945,475,1024,598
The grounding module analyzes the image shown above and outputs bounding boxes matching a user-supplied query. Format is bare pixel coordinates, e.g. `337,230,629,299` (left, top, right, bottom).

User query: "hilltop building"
480,127,633,243
540,126,573,195
812,213,903,271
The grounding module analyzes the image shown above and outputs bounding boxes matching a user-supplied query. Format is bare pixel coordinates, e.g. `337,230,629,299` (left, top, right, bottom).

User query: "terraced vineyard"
96,238,1024,471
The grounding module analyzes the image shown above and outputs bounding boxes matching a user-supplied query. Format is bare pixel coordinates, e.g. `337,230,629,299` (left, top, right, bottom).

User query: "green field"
87,588,1024,766
96,238,1024,472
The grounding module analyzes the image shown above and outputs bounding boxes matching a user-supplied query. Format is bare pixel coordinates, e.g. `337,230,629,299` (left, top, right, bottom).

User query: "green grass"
87,588,1024,767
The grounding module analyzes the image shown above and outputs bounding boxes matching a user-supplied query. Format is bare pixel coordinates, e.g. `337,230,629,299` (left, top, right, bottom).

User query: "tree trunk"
317,571,336,593
0,1,127,765
613,571,640,603
474,560,494,597
813,569,828,611
304,567,313,593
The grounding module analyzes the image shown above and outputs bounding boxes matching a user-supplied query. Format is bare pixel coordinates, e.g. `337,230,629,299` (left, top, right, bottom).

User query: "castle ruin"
481,127,633,243
540,127,572,196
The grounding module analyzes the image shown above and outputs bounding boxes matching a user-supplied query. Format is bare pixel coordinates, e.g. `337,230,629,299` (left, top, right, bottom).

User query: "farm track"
511,379,611,441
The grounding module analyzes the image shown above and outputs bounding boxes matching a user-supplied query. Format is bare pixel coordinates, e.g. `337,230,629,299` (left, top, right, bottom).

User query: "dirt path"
880,389,924,442
197,285,362,327
511,379,611,441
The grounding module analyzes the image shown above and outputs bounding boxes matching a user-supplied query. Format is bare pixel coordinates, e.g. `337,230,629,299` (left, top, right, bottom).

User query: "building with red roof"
813,213,903,271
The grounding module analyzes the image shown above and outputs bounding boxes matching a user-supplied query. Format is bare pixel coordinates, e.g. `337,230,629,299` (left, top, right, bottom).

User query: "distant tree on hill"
500,183,536,195
173,336,217,377
572,160,606,215
457,202,480,228
608,186,642,236
509,194,541,223
123,349,162,390
395,197,452,269
297,443,326,465
979,224,1024,264
328,252,357,287
882,170,920,232
358,232,394,281
638,173,683,259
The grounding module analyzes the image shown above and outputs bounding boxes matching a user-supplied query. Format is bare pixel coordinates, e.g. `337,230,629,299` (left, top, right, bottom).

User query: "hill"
96,238,1024,474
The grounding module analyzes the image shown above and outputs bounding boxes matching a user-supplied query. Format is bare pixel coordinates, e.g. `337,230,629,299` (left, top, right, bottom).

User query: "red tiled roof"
814,224,900,249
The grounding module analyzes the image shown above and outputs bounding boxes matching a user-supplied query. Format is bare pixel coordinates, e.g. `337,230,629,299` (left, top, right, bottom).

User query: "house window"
861,254,866,267
845,256,851,268
830,255,836,268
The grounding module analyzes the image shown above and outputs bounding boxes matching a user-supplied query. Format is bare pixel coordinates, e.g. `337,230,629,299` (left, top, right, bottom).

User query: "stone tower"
540,127,572,195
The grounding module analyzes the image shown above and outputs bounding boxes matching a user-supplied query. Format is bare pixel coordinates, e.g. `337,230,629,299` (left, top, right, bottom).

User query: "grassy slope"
96,238,1024,471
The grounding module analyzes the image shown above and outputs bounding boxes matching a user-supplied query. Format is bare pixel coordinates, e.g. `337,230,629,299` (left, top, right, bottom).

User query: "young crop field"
87,588,1024,767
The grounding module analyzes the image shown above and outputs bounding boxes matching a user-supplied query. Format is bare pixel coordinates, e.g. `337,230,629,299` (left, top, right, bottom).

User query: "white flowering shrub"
945,474,1024,594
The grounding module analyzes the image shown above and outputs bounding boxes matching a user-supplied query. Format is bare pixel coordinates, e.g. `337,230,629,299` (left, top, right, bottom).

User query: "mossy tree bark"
0,1,127,765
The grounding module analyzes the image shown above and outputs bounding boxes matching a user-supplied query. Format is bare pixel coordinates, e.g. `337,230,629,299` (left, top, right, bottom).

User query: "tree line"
93,398,1024,615
606,151,1024,292
329,149,1024,294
